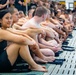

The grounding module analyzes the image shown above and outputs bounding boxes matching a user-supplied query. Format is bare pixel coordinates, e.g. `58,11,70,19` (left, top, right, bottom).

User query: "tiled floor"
44,30,76,75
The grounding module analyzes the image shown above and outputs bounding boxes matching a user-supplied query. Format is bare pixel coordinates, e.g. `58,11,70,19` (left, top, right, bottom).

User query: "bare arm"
49,18,57,25
38,34,54,46
38,43,51,48
0,0,9,9
43,27,55,39
38,42,57,51
7,28,45,37
0,29,35,45
12,24,23,30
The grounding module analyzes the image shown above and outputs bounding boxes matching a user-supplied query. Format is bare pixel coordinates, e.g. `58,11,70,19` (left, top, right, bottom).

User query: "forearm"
26,28,44,35
0,29,36,46
12,24,22,30
39,43,55,51
53,28,64,36
7,28,25,35
0,4,7,9
38,43,50,48
39,39,52,46
49,18,57,25
0,0,9,9
7,28,33,41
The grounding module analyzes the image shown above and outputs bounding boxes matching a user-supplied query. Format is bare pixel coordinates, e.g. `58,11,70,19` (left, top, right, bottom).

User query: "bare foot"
30,65,48,72
56,47,62,51
34,56,47,64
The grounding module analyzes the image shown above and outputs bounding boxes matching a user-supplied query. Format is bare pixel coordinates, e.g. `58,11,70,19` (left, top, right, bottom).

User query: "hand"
39,29,46,38
6,0,10,5
18,1,23,5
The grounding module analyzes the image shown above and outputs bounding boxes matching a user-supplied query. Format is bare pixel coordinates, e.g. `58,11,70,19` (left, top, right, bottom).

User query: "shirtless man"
21,6,55,62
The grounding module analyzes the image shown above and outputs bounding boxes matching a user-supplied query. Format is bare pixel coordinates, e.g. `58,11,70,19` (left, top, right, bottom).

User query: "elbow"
17,37,26,45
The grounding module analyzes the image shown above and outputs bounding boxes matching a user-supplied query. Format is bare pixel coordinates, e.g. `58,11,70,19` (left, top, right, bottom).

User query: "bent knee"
40,49,55,56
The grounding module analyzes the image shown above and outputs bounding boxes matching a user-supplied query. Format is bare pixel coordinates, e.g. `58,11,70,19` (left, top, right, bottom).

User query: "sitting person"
12,8,35,29
21,6,56,60
45,10,67,42
39,25,62,53
0,9,48,72
60,10,74,33
39,9,62,52
8,7,55,62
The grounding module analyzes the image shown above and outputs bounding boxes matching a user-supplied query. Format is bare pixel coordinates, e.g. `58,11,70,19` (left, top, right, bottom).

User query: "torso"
22,18,41,29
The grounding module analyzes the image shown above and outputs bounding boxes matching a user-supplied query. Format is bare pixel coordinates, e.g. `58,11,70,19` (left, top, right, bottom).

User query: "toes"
42,66,46,69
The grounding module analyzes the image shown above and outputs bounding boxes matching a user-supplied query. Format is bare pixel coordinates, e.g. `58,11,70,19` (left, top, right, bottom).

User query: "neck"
33,16,42,24
1,27,7,30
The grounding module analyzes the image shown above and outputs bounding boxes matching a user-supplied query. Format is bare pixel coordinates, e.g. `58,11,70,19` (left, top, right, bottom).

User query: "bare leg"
19,45,47,72
40,48,55,56
33,56,47,63
40,49,55,62
30,44,45,59
6,43,47,72
25,29,56,62
6,44,20,65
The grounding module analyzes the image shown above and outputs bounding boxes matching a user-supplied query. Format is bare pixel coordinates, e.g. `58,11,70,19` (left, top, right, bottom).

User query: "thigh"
0,50,12,72
40,48,55,56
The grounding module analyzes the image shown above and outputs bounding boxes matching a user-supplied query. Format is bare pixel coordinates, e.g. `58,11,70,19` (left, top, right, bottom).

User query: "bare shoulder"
0,29,5,34
0,29,9,35
0,29,7,39
0,28,16,37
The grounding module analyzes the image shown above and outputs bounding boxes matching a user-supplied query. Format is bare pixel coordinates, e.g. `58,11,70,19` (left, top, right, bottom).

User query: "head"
9,0,15,5
57,9,61,16
61,10,65,14
54,9,61,17
34,6,48,21
0,10,13,29
8,7,19,23
64,11,69,18
28,8,35,19
19,11,25,18
44,2,50,9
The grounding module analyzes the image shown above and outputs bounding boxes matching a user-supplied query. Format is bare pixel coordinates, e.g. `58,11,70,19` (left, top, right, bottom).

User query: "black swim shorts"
0,50,12,72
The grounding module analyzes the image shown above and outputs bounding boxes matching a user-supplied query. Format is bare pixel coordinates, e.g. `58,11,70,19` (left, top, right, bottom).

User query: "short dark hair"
8,7,18,14
34,6,48,17
0,9,9,19
64,11,68,14
0,9,10,27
